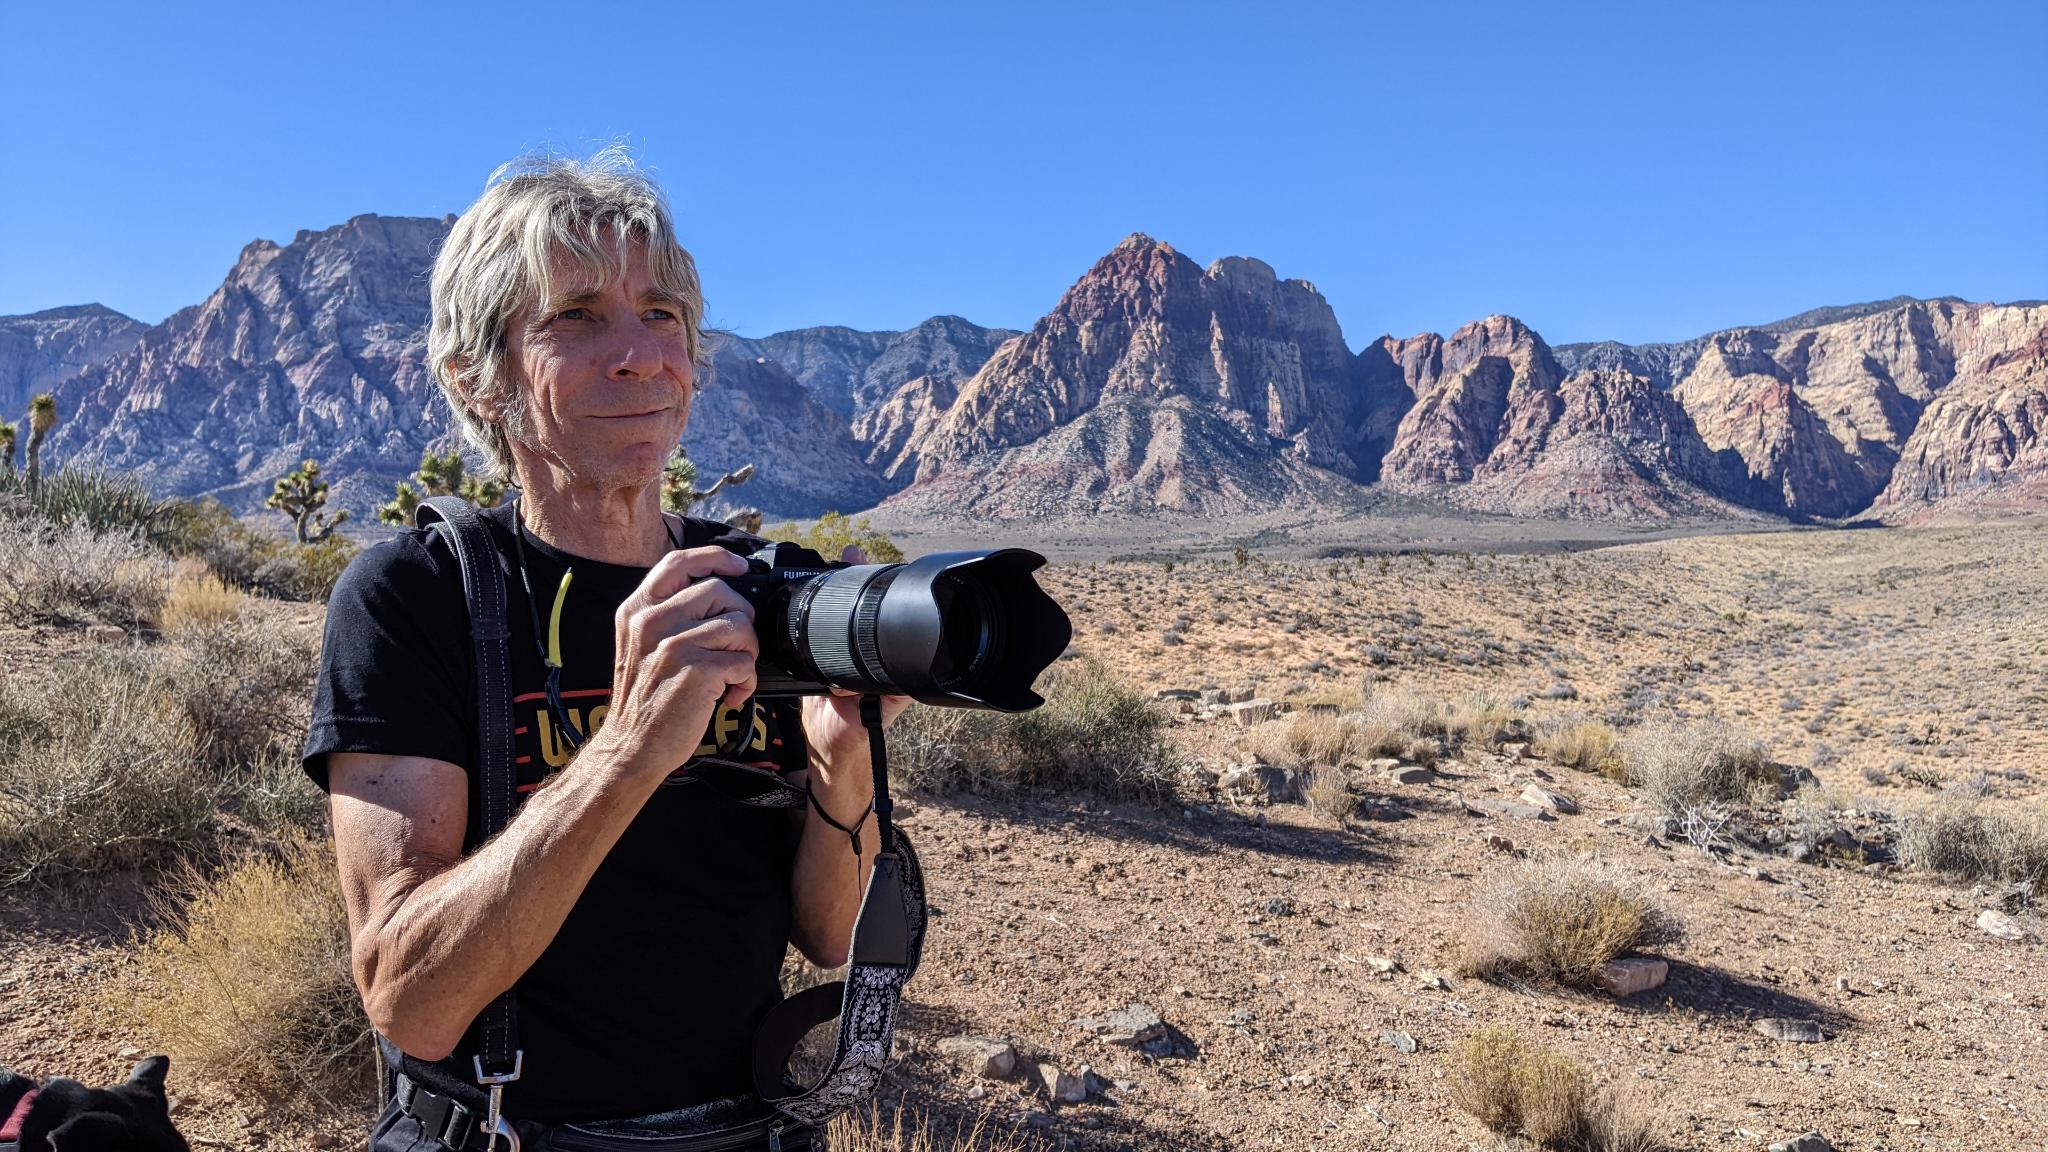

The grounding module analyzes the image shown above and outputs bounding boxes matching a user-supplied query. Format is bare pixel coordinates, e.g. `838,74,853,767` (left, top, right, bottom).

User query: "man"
303,151,910,1149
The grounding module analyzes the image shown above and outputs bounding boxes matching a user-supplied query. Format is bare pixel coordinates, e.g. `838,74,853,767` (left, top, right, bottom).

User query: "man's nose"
606,319,668,380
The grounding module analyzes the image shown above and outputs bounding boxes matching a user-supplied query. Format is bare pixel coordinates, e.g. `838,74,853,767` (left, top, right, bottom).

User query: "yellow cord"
546,568,574,668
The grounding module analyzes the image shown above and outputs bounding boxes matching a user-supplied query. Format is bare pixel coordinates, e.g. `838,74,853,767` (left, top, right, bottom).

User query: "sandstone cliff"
48,215,455,513
684,348,894,518
892,234,1386,515
1874,304,2048,515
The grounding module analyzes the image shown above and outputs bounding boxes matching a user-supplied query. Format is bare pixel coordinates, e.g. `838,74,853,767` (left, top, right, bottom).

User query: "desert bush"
123,834,370,1106
0,511,169,628
166,497,358,601
1618,716,1777,818
0,611,321,885
0,648,222,884
1449,1027,1661,1150
1447,692,1524,750
0,463,182,547
1895,792,2048,886
1250,711,1375,768
890,659,1179,802
765,511,906,563
1537,719,1624,780
827,1101,1039,1152
1302,765,1359,824
1358,683,1448,739
160,560,246,636
1459,855,1682,987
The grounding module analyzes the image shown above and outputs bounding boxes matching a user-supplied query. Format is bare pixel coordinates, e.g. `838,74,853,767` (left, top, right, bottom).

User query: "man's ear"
444,360,507,423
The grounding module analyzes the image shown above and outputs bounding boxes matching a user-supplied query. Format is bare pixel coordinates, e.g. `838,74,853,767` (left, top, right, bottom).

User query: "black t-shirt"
302,501,809,1123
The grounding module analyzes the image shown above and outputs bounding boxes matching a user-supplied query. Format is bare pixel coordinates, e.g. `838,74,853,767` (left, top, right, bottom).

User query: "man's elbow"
794,931,848,971
356,948,465,1062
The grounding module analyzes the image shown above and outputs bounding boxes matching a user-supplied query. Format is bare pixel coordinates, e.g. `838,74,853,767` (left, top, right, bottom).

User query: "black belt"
393,1073,817,1152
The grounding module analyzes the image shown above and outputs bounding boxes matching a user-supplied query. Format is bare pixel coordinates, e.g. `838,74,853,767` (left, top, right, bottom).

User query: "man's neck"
513,469,672,568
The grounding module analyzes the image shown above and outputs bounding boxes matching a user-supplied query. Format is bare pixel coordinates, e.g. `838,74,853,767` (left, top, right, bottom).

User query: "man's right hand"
593,545,759,781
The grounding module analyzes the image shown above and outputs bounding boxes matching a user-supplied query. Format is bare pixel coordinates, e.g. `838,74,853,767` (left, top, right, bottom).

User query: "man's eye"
556,307,591,321
645,308,679,322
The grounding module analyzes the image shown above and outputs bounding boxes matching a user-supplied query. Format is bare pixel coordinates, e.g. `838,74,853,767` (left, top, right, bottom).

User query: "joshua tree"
377,449,506,526
0,422,15,479
267,457,349,543
24,394,57,491
661,445,753,514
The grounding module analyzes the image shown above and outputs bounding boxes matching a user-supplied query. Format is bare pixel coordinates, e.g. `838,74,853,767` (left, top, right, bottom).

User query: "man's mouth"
594,407,671,420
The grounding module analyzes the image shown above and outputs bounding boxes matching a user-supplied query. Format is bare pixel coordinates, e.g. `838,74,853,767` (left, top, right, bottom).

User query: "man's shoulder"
329,520,464,611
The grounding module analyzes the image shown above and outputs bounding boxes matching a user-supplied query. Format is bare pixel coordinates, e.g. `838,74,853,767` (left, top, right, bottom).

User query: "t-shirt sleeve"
302,532,473,791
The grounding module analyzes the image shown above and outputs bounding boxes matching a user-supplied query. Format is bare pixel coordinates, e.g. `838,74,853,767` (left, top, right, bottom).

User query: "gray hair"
427,148,707,482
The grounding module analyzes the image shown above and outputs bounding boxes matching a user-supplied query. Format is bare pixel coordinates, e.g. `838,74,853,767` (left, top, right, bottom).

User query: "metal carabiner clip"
481,1113,521,1152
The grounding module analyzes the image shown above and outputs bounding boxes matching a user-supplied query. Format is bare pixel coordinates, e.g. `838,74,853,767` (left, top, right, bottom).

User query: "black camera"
720,542,1072,712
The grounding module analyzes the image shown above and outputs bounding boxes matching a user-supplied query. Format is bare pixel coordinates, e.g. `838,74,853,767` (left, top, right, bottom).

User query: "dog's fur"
0,1056,188,1151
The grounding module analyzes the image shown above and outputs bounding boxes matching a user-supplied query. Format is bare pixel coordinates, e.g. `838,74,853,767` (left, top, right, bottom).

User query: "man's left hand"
800,545,914,770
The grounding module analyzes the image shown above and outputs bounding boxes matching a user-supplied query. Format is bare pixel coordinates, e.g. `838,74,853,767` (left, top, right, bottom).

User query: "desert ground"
2,512,2044,1150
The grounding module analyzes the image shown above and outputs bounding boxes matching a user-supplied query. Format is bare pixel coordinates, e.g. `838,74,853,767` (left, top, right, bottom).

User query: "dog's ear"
46,1111,133,1151
125,1056,171,1096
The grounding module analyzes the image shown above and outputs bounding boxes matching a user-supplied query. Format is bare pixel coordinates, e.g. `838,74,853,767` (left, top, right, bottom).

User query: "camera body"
720,542,853,699
716,541,1071,712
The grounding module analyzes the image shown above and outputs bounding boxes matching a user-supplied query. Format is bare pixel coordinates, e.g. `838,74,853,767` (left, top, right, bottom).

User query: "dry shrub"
160,560,246,635
891,659,1179,803
1450,1027,1663,1151
1302,766,1359,824
123,834,370,1105
1447,692,1524,751
1358,684,1448,740
1249,711,1377,768
1896,792,2048,886
0,611,321,886
1618,716,1777,818
0,512,169,628
1538,719,1624,780
165,497,358,602
1460,855,1682,987
827,1101,1039,1152
0,647,222,884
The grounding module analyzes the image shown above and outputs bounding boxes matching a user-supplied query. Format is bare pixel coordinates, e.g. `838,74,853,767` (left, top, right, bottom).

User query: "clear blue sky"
3,0,2042,348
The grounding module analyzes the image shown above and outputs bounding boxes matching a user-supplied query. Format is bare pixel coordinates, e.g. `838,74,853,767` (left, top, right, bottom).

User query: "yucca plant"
0,422,16,477
23,393,56,492
20,465,181,546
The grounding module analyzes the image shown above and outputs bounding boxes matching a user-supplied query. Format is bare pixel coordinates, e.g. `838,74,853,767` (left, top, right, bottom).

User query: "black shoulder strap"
412,496,523,1087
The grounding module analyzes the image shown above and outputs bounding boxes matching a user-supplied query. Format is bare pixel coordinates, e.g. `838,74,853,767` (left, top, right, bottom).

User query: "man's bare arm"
330,745,664,1060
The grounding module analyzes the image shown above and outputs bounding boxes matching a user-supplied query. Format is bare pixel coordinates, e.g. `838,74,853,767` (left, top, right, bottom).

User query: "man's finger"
840,545,867,565
633,545,751,608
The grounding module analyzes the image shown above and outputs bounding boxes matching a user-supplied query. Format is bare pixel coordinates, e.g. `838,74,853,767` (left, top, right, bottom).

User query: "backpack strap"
412,497,525,1105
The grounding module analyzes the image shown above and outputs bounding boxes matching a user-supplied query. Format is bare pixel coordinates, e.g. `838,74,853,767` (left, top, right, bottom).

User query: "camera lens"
770,549,1069,711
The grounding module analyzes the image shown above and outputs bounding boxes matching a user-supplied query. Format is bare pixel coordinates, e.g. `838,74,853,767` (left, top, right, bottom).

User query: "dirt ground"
2,516,2044,1149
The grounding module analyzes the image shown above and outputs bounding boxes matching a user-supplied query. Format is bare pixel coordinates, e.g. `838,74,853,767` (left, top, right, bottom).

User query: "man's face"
503,239,695,490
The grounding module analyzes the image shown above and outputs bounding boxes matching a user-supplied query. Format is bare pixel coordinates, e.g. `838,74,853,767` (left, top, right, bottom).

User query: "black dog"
0,1055,188,1151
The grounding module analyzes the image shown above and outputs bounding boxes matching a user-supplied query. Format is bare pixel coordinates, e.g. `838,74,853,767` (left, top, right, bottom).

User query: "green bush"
765,511,906,564
890,659,1179,803
166,497,357,601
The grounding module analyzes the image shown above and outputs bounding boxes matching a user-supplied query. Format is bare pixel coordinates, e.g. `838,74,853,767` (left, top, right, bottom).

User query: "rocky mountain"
48,215,455,513
34,217,997,520
724,315,1019,422
0,305,147,427
21,212,2045,527
684,347,894,518
889,234,1389,515
1873,303,2048,516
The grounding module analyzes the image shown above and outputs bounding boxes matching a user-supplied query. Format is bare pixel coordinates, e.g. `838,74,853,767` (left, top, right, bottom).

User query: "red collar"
0,1086,37,1141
